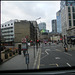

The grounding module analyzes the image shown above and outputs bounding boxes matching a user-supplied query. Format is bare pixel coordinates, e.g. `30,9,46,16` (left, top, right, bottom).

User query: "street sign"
25,53,29,64
21,38,26,43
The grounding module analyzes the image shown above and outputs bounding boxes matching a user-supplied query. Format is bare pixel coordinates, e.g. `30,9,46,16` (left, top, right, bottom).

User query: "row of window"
2,23,13,27
69,20,75,27
68,12,75,19
1,27,13,30
68,6,75,12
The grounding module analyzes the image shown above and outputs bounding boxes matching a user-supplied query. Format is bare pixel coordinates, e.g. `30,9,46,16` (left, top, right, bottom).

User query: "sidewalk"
0,46,41,70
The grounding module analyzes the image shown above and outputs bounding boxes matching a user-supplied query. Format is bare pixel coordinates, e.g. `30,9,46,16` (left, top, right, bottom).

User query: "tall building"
52,19,57,33
1,20,38,45
60,0,75,36
60,0,75,10
56,10,62,33
60,0,75,46
31,21,40,40
38,22,46,30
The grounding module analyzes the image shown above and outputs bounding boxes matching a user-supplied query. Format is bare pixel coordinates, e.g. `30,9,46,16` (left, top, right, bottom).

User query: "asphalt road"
37,43,75,69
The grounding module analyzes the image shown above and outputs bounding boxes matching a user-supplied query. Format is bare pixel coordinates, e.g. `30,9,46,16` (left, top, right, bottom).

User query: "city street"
0,43,75,71
36,43,75,69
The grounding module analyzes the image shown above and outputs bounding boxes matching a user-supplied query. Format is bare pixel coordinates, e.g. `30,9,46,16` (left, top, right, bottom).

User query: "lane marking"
49,64,59,67
45,50,49,55
33,48,40,69
40,54,48,60
56,64,59,67
64,52,72,56
56,49,61,52
37,48,41,69
66,63,71,67
41,53,44,54
40,64,45,66
49,64,56,66
55,57,60,59
45,49,50,51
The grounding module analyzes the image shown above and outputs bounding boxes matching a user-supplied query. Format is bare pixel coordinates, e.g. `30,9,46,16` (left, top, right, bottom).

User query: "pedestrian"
64,43,68,52
23,50,26,56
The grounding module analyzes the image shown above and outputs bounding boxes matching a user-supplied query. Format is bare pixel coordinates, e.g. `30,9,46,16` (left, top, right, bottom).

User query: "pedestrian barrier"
1,49,18,63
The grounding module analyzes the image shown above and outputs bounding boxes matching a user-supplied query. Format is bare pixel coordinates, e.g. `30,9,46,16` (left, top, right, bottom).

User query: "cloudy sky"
1,1,60,32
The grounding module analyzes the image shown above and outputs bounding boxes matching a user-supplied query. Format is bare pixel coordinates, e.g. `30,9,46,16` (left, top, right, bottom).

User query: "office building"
56,10,62,33
52,19,57,33
60,0,75,11
60,0,75,36
60,0,75,49
1,20,38,45
38,22,46,30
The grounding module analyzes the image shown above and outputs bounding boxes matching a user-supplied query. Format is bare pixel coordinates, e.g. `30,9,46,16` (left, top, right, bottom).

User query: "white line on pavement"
64,52,72,56
40,54,48,60
55,57,60,60
66,63,71,67
45,50,49,55
40,49,50,60
33,48,39,69
56,49,61,52
37,49,41,69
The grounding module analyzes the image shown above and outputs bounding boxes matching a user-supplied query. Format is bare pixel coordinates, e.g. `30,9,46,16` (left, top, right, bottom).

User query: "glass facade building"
52,19,57,33
38,22,46,30
56,10,62,33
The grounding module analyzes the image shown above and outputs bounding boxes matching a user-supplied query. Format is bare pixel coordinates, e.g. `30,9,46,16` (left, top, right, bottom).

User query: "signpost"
25,53,29,69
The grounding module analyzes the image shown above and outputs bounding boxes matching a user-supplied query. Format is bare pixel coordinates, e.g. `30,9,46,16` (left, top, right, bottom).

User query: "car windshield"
0,0,75,71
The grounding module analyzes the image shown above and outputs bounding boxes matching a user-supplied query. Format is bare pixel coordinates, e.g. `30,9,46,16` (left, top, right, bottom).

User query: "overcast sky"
1,1,60,32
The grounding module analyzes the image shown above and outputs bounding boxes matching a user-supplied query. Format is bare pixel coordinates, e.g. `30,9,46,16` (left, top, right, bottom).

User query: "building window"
68,13,71,19
73,20,75,26
8,24,10,26
68,7,70,12
2,25,3,27
11,23,13,25
72,6,75,12
69,20,72,27
73,13,75,19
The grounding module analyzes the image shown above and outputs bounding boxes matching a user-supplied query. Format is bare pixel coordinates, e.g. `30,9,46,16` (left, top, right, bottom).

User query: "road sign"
25,53,29,64
21,38,26,43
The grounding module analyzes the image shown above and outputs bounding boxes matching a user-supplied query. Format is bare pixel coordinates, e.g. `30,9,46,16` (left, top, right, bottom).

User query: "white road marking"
40,54,48,60
49,63,59,67
56,49,61,52
56,64,59,67
42,53,44,54
40,49,50,60
37,48,41,69
45,49,50,51
40,64,45,66
45,50,49,55
66,63,71,67
64,52,72,56
55,57,60,59
33,48,40,69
